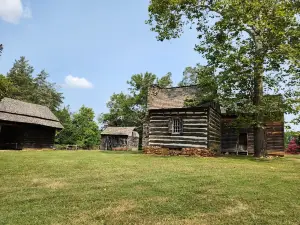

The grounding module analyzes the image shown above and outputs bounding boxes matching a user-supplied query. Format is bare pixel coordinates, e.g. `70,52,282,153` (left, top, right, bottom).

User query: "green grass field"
0,151,299,225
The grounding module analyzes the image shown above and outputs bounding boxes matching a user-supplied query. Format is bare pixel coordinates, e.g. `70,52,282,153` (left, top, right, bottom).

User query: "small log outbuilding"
101,127,139,151
0,98,63,150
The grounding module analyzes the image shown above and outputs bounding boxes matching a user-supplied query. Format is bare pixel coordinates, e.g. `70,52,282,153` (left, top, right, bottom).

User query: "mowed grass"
0,151,299,225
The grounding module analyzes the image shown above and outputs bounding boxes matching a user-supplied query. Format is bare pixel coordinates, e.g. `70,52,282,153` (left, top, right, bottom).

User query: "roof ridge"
0,110,59,122
0,98,60,125
2,97,49,108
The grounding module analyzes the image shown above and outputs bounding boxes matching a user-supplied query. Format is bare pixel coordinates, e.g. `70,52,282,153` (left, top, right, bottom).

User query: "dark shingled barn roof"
101,127,137,136
0,98,63,129
147,85,199,110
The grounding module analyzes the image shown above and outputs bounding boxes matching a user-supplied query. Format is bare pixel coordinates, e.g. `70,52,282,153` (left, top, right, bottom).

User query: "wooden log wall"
23,124,56,149
247,130,254,152
221,117,254,153
100,135,128,150
128,136,139,151
0,123,24,149
265,122,284,152
148,108,209,149
208,107,221,148
221,117,284,153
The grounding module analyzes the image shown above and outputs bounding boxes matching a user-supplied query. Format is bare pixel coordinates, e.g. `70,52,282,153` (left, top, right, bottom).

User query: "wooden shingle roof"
147,85,199,110
101,127,137,136
0,98,63,129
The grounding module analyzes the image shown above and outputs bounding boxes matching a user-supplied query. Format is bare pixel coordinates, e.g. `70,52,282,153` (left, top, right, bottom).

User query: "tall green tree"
6,57,63,111
179,64,218,104
7,56,35,101
99,72,173,134
0,75,16,101
99,93,137,128
157,72,173,88
55,106,76,145
33,70,64,111
147,0,300,157
73,106,99,149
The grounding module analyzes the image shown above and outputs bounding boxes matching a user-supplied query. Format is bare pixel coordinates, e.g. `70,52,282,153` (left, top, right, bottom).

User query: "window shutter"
180,118,183,134
168,118,172,133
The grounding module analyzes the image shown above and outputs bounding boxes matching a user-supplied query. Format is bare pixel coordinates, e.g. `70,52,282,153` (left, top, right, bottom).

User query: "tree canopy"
73,106,100,149
55,106,100,148
147,0,300,156
99,72,173,135
3,56,64,111
0,74,16,100
55,106,76,145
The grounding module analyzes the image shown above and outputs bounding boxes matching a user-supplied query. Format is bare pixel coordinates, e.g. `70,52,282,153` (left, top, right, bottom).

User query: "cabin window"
172,118,182,134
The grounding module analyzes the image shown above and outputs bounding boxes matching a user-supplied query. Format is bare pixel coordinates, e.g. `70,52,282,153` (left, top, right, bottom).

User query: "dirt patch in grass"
148,196,169,203
65,200,138,225
32,178,67,189
223,201,249,215
102,199,137,214
134,185,149,191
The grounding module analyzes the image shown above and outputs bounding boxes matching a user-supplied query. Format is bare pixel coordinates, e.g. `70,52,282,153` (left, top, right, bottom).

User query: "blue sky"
0,0,202,116
0,0,298,130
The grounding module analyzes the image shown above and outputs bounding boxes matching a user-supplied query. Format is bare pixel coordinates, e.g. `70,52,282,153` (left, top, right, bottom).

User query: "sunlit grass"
0,151,299,225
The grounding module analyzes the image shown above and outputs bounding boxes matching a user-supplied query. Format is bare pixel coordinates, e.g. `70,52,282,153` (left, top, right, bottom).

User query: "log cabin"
0,98,63,150
143,85,221,151
142,85,284,155
101,127,139,151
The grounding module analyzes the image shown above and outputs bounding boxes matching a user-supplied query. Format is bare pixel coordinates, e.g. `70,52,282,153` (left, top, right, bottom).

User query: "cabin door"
238,133,248,151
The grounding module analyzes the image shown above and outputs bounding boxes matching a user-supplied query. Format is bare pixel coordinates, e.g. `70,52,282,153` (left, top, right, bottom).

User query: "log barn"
101,127,139,151
143,85,284,155
0,98,63,150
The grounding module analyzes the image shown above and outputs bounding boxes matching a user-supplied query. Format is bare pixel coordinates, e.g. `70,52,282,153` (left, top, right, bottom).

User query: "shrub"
209,143,221,155
286,138,300,154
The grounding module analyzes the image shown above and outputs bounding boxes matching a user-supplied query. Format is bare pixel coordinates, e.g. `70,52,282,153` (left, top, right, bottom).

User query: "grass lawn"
0,151,299,225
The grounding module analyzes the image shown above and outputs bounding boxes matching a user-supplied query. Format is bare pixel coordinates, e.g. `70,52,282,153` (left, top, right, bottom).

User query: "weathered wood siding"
208,107,221,148
266,122,284,151
221,117,284,153
0,123,24,149
221,116,256,153
101,135,128,150
0,122,56,149
101,135,139,151
23,124,56,148
148,108,209,148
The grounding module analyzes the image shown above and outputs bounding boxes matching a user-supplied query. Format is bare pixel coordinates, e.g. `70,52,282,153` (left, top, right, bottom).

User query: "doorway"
238,133,248,151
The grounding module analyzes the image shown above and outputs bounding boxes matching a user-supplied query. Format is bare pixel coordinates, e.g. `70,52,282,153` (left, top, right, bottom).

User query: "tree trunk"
253,126,265,157
253,37,265,157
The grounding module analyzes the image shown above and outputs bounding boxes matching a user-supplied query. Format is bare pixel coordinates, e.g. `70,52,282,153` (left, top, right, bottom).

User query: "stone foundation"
143,146,215,157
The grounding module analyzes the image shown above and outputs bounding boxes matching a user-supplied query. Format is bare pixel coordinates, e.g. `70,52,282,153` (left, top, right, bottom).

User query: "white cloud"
0,0,32,24
64,75,94,89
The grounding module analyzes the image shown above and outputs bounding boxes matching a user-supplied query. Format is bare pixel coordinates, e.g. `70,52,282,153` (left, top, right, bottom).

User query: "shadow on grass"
218,154,284,162
99,150,143,155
